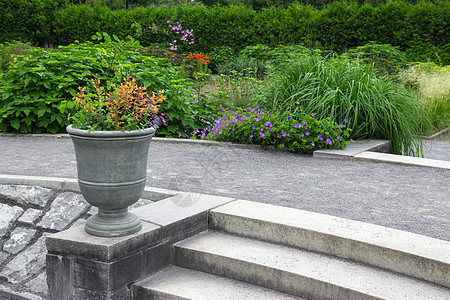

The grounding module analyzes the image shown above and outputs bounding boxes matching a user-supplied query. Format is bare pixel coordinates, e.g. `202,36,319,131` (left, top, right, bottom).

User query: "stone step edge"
0,174,179,201
173,231,450,300
209,200,450,288
131,265,304,300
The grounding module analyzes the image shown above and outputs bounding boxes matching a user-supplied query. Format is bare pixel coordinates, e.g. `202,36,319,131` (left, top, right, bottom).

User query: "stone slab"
0,234,48,284
313,139,390,159
17,208,43,225
0,185,54,208
0,251,9,264
210,200,450,288
142,186,179,201
37,192,89,231
133,193,235,226
0,203,24,239
46,221,160,261
24,272,48,297
132,193,235,240
3,227,38,255
354,151,450,170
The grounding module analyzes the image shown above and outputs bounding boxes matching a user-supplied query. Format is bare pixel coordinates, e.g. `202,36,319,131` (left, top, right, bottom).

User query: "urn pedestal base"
85,208,142,237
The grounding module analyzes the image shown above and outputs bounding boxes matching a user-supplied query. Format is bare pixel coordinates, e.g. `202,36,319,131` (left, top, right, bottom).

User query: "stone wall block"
46,254,73,300
73,251,143,292
144,242,171,276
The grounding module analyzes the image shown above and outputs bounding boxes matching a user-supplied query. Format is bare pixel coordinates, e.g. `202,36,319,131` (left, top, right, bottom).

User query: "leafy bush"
3,1,449,66
344,42,408,76
0,42,31,72
139,44,186,66
0,0,69,45
0,37,201,136
217,57,269,78
254,55,432,156
193,106,351,154
208,74,264,108
0,45,107,133
207,46,236,73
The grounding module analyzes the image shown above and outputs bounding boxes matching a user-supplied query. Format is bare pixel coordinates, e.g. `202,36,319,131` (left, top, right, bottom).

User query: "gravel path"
0,135,449,241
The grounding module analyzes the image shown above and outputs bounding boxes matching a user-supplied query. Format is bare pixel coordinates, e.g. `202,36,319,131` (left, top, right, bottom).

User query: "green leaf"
10,119,20,130
37,110,46,117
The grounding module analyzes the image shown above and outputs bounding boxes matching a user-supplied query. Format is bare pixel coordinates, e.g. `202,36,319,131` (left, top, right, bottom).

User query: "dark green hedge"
1,1,449,64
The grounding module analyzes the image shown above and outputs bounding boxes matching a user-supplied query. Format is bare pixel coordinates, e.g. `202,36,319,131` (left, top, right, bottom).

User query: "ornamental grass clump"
400,63,450,133
255,55,432,156
65,78,167,132
193,106,351,154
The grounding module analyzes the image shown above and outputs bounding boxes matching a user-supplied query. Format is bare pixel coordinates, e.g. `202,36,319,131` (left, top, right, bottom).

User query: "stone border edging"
0,174,180,201
421,127,450,140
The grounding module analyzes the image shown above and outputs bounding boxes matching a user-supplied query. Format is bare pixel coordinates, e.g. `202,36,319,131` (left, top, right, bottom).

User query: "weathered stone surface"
46,222,160,262
3,227,38,254
73,252,143,291
18,208,43,225
0,251,9,265
0,203,23,239
25,271,48,296
0,285,45,300
0,234,48,284
46,254,72,300
69,218,86,229
0,185,53,208
37,192,89,231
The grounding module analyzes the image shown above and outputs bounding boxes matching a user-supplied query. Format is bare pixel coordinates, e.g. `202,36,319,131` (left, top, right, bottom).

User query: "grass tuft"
254,55,432,156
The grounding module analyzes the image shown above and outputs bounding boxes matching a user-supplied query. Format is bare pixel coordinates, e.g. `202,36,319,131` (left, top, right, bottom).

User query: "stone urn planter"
66,125,155,237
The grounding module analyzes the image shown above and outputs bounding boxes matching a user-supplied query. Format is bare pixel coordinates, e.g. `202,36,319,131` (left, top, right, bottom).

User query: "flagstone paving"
0,184,154,299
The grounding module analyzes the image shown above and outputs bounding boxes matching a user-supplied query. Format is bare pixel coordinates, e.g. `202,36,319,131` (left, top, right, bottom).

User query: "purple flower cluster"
149,19,194,51
168,20,194,50
191,105,351,154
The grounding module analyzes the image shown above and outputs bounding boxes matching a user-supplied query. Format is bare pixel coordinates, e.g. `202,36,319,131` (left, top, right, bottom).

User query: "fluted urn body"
66,125,155,237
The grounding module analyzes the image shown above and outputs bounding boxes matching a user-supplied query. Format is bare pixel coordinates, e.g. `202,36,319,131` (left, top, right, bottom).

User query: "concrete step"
132,265,305,300
173,230,450,300
209,200,450,288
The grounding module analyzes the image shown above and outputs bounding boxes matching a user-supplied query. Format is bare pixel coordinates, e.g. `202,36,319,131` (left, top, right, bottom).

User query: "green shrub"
0,38,201,136
207,74,264,108
344,42,408,76
0,0,69,45
254,55,432,156
0,42,32,72
2,1,449,66
217,57,269,78
193,106,351,154
207,46,236,74
0,45,107,133
139,44,187,67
